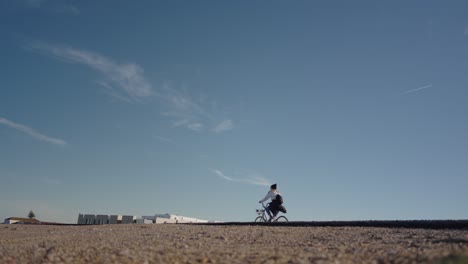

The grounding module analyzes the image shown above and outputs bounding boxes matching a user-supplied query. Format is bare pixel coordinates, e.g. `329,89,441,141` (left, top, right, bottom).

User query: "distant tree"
28,210,36,219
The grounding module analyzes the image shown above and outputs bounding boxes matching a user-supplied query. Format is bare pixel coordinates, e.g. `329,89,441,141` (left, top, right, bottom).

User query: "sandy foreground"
1,224,468,264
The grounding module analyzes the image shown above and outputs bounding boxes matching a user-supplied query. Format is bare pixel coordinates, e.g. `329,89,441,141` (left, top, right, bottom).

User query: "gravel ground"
1,224,468,263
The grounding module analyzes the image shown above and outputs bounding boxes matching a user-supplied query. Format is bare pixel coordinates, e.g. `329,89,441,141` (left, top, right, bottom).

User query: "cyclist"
258,183,286,221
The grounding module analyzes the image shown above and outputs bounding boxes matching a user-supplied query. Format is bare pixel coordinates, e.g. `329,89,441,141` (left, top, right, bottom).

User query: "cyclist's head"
270,183,277,190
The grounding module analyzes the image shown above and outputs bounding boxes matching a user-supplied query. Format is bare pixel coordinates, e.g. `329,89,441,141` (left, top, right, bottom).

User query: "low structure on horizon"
142,214,209,224
77,213,209,225
3,217,41,225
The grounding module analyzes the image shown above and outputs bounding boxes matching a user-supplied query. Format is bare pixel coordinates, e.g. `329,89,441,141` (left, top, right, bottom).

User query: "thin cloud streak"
188,123,203,132
213,119,233,133
238,176,272,187
211,169,234,181
29,42,152,102
160,83,215,132
159,84,234,133
28,42,233,133
402,84,433,95
153,135,173,143
210,169,271,187
97,81,132,103
0,117,67,146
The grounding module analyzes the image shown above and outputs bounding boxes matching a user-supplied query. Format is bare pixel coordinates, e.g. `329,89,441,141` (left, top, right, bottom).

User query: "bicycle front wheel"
275,216,288,223
255,216,266,222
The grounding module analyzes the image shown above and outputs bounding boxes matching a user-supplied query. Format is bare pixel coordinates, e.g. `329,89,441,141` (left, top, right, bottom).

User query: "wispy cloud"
29,42,152,102
160,83,211,131
160,83,232,133
153,135,173,143
213,119,233,133
210,169,271,187
97,81,132,103
211,169,234,181
0,117,67,146
402,84,433,95
187,123,203,132
28,42,233,133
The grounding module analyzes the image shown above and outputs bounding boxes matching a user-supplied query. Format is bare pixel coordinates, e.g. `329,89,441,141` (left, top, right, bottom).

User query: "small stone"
118,249,130,256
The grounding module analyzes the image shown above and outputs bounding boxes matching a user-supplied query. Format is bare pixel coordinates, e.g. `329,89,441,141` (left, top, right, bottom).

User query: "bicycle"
255,202,288,222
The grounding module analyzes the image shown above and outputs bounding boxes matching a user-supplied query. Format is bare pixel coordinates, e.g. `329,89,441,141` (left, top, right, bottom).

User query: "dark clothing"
278,205,287,214
268,200,286,217
268,203,279,217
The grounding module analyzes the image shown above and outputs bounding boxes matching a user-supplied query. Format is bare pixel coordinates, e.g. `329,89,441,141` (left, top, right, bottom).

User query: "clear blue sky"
1,0,467,223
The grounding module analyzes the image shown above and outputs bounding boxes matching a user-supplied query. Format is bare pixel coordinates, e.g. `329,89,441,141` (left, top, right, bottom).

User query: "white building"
77,213,209,225
142,214,208,224
3,217,40,224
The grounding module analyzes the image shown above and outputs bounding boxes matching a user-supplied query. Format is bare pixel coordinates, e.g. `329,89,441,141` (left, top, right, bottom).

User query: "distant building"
143,214,209,223
78,213,208,225
77,214,137,225
3,217,41,225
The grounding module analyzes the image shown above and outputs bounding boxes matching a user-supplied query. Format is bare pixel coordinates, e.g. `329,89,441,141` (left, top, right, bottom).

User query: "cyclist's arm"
259,191,272,203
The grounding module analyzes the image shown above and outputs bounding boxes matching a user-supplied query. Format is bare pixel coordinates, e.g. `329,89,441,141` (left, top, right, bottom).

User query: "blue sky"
1,0,467,223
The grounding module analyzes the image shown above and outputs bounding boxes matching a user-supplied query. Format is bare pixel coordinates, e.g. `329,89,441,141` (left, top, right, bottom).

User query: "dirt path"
1,224,468,263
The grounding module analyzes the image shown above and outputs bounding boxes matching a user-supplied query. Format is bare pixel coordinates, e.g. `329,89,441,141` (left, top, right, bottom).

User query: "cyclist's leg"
271,210,279,221
266,207,272,219
271,204,280,221
268,203,279,221
266,204,273,221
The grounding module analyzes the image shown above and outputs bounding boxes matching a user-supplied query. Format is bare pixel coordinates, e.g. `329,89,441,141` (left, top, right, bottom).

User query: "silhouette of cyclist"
259,183,286,221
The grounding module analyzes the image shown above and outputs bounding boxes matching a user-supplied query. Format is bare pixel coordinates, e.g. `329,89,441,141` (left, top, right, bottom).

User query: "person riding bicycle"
258,183,286,221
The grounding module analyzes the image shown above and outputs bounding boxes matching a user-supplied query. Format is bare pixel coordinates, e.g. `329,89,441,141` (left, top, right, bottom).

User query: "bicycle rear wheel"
275,216,288,222
255,216,266,222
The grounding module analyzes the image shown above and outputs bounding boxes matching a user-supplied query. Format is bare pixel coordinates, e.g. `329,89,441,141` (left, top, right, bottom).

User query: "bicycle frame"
255,202,288,223
256,202,272,221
